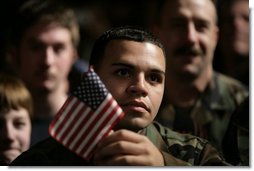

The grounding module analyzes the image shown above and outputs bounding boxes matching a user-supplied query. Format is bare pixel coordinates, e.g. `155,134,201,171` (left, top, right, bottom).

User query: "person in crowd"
214,0,249,86
0,73,33,165
7,0,80,145
222,96,249,166
10,26,229,166
151,0,248,160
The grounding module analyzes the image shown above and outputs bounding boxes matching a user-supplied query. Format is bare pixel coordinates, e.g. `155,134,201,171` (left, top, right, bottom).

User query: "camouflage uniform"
10,121,229,166
222,96,249,166
142,122,229,166
156,72,248,160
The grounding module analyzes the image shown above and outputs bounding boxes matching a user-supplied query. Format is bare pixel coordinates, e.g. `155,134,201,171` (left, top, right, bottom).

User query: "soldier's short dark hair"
89,26,165,71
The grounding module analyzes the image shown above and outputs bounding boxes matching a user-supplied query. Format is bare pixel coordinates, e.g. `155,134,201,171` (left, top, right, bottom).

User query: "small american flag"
49,67,125,160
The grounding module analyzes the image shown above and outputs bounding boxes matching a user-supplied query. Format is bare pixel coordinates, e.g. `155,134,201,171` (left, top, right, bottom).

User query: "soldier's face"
96,40,165,132
156,0,218,79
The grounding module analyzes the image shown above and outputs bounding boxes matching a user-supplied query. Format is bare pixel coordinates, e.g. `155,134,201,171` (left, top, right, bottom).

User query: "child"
0,73,33,165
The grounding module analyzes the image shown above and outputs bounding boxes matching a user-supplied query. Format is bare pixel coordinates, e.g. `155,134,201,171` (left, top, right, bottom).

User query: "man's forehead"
103,42,165,71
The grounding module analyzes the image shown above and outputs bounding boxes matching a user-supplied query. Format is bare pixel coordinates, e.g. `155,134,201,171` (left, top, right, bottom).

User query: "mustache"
174,45,203,57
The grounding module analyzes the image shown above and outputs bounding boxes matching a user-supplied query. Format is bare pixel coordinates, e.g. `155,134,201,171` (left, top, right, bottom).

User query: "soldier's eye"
116,69,130,77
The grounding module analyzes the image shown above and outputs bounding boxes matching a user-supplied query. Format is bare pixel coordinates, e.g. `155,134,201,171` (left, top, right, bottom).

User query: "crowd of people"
0,0,249,166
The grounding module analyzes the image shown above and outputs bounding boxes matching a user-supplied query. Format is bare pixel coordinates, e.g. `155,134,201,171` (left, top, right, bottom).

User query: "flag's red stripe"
79,104,119,155
67,96,114,150
49,69,127,161
67,107,102,151
82,105,125,159
55,99,84,141
64,109,93,148
51,96,77,137
58,103,88,143
62,107,91,145
49,96,74,133
79,104,121,158
71,97,115,152
53,96,80,138
79,100,124,158
85,109,125,160
61,107,91,146
49,96,78,137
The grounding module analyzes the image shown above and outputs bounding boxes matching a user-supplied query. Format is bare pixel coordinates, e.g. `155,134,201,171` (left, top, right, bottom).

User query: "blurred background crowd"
0,0,249,166
0,0,250,87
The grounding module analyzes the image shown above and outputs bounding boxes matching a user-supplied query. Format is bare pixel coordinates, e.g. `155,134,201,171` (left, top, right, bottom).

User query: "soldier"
152,0,248,160
222,96,249,165
10,26,229,166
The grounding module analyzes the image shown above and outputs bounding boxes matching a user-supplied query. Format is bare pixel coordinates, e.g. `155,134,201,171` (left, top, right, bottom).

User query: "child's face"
0,108,31,165
96,40,165,132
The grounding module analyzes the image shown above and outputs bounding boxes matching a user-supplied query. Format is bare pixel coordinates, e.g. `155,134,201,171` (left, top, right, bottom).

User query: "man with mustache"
152,0,248,162
7,0,80,145
10,26,229,166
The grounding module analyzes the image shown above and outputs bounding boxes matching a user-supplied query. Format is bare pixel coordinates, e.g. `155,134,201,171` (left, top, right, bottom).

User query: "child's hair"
0,73,33,118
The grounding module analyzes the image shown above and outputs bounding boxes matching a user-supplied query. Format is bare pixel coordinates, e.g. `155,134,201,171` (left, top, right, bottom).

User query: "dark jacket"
10,122,229,166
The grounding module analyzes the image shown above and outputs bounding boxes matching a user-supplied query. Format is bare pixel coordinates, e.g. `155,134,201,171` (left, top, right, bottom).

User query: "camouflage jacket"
141,122,229,166
222,96,249,166
10,122,229,166
155,72,248,158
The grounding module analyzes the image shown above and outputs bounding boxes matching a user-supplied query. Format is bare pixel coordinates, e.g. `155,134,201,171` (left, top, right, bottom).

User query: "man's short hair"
89,26,165,70
11,0,80,48
154,0,217,25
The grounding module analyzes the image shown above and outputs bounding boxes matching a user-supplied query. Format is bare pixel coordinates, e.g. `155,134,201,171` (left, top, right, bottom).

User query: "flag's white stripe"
76,95,117,153
62,106,91,145
69,94,113,150
83,106,122,157
50,97,78,136
56,99,86,141
82,107,123,158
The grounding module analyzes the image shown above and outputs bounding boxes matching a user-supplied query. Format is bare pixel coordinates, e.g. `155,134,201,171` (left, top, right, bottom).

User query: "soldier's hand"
93,129,164,166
